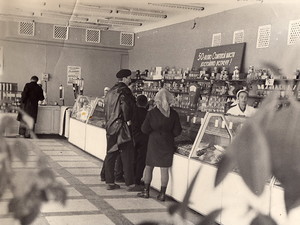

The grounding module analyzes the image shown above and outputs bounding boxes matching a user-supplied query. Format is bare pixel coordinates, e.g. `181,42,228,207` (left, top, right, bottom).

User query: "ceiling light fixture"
68,21,109,30
116,9,167,19
104,16,144,22
97,19,142,27
41,11,89,22
0,13,35,22
59,3,113,14
148,3,204,11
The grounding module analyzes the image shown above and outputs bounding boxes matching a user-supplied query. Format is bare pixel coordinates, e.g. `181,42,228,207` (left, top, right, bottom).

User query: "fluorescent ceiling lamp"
116,9,167,19
104,16,144,22
41,11,89,22
68,21,109,30
0,13,35,22
97,19,142,27
59,3,113,14
148,3,204,11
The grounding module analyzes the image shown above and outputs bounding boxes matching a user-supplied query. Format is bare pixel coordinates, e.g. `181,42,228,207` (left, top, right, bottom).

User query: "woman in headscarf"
137,88,182,201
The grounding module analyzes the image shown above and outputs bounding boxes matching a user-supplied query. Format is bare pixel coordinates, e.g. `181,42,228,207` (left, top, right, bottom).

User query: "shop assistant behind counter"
226,89,256,117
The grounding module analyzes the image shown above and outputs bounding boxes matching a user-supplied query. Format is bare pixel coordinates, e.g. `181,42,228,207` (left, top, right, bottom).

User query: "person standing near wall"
103,69,136,190
137,88,182,201
18,75,45,138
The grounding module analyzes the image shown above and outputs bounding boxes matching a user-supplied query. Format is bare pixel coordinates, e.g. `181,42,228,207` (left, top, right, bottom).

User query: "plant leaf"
263,101,300,212
250,213,277,225
18,109,34,130
227,121,271,196
0,116,16,135
11,140,29,164
284,186,300,213
215,152,236,187
196,209,221,225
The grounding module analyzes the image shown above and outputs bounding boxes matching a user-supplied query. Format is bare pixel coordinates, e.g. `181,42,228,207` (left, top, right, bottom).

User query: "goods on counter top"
196,143,226,165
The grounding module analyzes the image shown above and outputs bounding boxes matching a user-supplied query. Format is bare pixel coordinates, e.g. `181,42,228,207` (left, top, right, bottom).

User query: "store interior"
1,1,300,225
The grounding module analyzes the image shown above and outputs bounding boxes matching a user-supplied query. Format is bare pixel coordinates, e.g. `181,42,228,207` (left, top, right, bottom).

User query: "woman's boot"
157,186,166,201
137,183,150,199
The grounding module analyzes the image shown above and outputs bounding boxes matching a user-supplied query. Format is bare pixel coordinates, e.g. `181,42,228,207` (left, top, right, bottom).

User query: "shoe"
157,186,167,201
137,184,150,198
115,177,125,183
16,135,24,138
127,185,144,192
156,193,166,202
106,184,120,190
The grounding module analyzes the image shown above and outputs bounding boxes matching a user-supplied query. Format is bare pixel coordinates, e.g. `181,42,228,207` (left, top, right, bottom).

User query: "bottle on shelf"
211,67,218,80
247,66,255,81
232,66,240,80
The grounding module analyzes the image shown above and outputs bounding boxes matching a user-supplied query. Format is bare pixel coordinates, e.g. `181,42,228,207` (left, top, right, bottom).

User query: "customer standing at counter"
129,94,149,191
18,76,44,138
226,89,256,117
103,69,136,190
137,88,182,201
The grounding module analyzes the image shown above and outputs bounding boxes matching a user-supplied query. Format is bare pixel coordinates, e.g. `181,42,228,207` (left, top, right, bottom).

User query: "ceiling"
0,0,292,33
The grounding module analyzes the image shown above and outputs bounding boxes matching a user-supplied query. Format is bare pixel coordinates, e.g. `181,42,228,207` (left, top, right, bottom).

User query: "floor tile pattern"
0,137,202,225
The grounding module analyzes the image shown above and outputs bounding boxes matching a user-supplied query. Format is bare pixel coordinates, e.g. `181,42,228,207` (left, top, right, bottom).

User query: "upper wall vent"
120,32,134,46
19,21,35,36
212,33,221,47
86,29,101,43
53,25,69,40
233,30,244,44
288,19,300,45
256,25,271,48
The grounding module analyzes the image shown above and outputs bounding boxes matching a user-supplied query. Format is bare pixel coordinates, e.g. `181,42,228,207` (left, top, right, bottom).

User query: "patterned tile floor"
0,137,203,225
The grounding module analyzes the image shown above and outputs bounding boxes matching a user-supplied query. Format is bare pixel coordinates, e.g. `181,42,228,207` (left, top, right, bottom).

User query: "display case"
69,95,96,150
87,97,106,128
85,97,107,160
70,95,96,122
190,113,232,165
187,113,271,225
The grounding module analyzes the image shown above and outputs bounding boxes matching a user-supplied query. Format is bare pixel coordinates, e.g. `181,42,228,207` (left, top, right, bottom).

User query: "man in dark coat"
18,76,44,138
103,69,136,190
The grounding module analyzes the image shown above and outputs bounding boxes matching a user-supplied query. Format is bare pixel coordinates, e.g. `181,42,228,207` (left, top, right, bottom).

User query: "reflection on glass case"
71,95,96,122
190,113,233,165
87,97,106,128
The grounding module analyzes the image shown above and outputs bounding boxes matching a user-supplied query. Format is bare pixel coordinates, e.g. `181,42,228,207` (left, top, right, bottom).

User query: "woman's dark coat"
141,107,182,167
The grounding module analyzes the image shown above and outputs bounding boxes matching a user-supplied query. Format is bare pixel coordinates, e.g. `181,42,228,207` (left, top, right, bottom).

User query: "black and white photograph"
1,0,300,224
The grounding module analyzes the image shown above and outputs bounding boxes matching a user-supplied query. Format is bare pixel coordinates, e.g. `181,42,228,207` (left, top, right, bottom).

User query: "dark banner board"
192,43,246,74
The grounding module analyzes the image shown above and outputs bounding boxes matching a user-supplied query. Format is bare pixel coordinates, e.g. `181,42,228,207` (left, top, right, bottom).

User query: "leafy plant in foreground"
0,110,67,225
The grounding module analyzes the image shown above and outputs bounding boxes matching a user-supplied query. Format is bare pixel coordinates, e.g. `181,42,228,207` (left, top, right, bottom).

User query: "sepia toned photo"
1,0,300,225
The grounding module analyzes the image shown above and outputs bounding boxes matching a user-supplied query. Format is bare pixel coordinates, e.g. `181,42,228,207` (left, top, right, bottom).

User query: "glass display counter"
190,113,233,165
71,95,96,122
187,113,271,225
87,97,106,128
85,97,107,160
69,95,96,150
